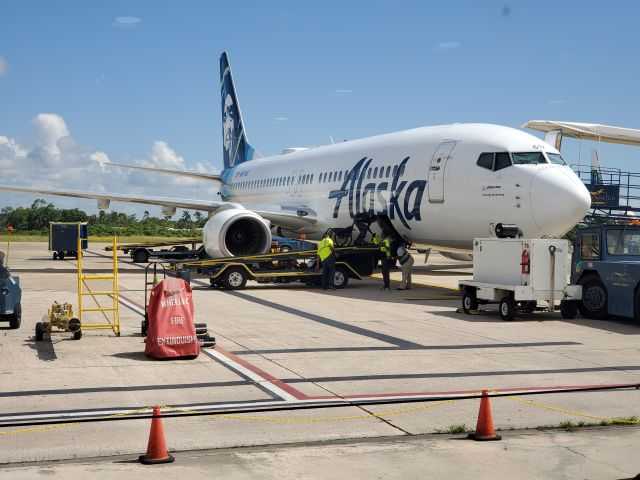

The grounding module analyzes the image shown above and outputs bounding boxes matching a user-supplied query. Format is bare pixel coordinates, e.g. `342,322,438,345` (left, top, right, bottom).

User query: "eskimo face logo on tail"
223,93,235,162
328,156,426,229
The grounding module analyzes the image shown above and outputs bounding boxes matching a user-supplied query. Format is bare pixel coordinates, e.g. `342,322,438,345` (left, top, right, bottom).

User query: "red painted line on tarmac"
213,347,310,400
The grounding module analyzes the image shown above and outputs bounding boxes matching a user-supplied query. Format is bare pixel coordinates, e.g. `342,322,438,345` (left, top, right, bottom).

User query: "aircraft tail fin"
220,52,260,170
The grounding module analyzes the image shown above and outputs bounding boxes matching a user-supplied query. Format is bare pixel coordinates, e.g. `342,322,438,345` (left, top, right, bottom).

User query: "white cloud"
435,42,461,50
0,114,219,216
0,56,7,76
335,89,352,94
112,16,141,28
272,117,288,121
547,100,566,105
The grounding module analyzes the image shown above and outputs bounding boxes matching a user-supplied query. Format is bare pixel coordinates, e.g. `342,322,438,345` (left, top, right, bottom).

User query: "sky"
1,0,640,216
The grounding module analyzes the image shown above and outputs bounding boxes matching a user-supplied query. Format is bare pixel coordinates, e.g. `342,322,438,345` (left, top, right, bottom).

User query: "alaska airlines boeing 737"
0,52,591,258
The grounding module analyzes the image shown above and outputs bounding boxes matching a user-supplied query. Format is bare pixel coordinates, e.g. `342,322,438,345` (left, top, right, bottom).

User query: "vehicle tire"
578,274,608,319
59,251,66,260
133,249,149,263
73,330,82,340
53,252,58,260
333,266,349,289
280,246,292,253
141,320,148,337
634,289,640,325
462,289,478,313
499,296,516,321
560,300,578,319
35,322,44,341
334,229,352,247
9,301,21,329
222,267,248,290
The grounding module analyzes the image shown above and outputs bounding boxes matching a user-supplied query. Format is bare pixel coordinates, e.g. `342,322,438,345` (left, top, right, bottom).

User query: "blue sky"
1,0,639,213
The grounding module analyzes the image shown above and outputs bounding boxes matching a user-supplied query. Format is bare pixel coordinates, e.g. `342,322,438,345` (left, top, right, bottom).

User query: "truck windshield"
511,152,548,165
606,229,640,255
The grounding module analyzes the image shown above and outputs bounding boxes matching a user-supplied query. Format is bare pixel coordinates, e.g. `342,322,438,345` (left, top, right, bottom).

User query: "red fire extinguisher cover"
145,278,200,359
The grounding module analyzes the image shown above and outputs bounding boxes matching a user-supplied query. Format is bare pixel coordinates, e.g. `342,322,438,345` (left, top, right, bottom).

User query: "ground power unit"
459,238,581,321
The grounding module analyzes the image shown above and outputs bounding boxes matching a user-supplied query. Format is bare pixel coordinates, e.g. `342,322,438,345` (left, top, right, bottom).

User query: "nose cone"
529,167,591,236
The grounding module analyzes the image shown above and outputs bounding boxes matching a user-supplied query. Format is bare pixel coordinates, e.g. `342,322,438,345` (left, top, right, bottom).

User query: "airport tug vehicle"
0,253,21,329
459,224,581,321
571,224,640,322
35,302,82,341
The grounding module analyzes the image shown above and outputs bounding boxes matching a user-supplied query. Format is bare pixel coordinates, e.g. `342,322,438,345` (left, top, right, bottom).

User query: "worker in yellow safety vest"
380,232,392,290
316,232,336,290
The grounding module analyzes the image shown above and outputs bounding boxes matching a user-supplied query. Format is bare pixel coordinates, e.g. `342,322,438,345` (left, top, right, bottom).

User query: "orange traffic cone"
468,390,501,441
139,406,175,464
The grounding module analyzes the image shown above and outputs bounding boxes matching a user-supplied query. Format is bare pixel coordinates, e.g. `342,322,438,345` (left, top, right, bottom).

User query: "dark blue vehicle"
571,225,640,322
0,254,21,329
271,236,316,253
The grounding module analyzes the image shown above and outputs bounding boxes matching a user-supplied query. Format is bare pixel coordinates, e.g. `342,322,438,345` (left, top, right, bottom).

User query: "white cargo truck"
458,238,581,321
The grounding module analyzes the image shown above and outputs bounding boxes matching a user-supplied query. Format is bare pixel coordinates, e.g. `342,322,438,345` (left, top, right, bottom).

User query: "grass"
538,416,640,432
0,235,200,244
435,424,468,434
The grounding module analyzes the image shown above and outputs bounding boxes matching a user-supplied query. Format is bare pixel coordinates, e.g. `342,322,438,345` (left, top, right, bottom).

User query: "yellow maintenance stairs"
76,237,120,336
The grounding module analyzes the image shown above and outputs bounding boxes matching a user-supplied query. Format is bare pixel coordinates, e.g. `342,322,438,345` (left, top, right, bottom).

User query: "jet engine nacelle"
202,208,272,258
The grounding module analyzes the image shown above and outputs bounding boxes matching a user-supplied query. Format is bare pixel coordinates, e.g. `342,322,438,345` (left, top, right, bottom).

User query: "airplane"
0,52,591,259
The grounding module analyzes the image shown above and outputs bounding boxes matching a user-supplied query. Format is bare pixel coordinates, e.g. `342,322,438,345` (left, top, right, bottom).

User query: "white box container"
472,238,568,291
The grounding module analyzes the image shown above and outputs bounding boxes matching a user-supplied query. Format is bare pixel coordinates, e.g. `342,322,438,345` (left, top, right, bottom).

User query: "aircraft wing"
0,184,317,228
104,162,221,182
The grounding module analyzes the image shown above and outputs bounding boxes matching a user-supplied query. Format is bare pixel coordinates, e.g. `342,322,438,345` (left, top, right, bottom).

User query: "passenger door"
289,170,297,197
428,141,456,203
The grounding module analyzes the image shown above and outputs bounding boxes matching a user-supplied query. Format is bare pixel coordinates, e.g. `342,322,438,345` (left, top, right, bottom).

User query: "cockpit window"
494,153,512,171
547,153,567,165
511,152,548,165
477,153,493,170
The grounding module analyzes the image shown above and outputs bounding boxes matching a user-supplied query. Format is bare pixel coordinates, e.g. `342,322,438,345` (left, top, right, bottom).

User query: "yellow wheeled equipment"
35,302,82,341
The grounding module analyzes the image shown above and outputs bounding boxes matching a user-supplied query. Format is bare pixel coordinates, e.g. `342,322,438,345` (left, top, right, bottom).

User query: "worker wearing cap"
317,232,336,290
395,243,414,290
380,232,392,290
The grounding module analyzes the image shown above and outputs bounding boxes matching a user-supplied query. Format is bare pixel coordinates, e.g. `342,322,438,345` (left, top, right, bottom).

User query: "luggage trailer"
174,246,379,290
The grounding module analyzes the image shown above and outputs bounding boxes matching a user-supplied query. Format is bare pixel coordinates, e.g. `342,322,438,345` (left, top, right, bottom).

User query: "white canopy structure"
523,120,640,150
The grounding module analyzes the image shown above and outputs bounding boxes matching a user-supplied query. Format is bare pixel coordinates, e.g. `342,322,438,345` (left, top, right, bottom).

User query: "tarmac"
1,242,640,478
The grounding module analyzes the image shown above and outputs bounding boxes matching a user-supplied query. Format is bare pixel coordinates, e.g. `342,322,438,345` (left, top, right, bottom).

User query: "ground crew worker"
317,232,336,290
395,243,414,290
371,232,379,246
380,232,392,290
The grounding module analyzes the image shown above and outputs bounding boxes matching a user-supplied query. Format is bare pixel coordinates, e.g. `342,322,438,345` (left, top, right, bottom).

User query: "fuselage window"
392,166,397,177
330,172,334,182
494,153,512,171
386,166,391,177
512,152,547,165
399,164,405,176
338,171,342,181
477,153,494,170
367,168,371,179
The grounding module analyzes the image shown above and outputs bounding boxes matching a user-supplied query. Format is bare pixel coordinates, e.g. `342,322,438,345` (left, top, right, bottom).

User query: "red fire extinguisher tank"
521,249,530,274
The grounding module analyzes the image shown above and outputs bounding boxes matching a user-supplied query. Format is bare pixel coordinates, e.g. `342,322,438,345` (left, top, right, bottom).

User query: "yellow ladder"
77,237,120,336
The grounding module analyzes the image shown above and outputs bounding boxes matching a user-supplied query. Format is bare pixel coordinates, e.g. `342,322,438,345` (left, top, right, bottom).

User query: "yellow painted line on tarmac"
371,273,459,292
